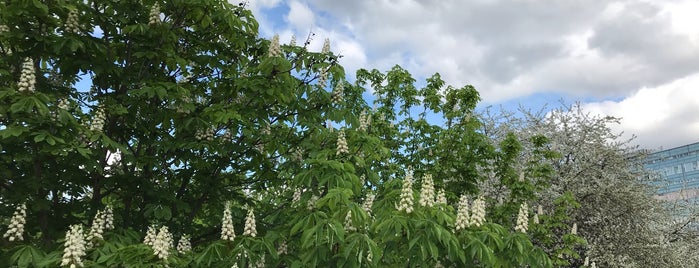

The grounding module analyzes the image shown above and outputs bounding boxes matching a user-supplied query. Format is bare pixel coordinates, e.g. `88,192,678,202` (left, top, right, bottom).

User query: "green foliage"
0,0,582,267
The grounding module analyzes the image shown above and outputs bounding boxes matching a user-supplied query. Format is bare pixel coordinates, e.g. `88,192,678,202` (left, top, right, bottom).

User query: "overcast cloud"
249,0,699,150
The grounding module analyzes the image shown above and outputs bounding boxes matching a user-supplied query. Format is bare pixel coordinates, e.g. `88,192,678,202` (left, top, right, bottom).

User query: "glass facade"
641,142,699,198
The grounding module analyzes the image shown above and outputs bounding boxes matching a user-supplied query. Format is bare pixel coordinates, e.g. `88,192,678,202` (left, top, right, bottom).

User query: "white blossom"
470,195,486,227
243,207,256,237
532,213,539,224
277,240,288,255
362,192,375,217
268,34,282,57
64,9,80,34
344,211,356,232
321,38,331,54
331,82,343,103
17,58,36,93
148,2,161,25
454,195,470,231
514,203,529,233
292,188,302,204
307,195,319,210
435,189,447,205
358,109,371,132
591,261,596,268
195,127,215,141
60,224,86,267
177,234,191,253
57,98,70,111
144,225,157,246
318,69,328,89
419,174,435,207
255,254,265,268
584,256,589,266
289,35,296,47
0,24,8,33
103,206,114,230
152,226,173,260
221,202,235,241
89,107,106,132
87,210,106,247
336,129,349,155
571,223,577,235
435,260,444,268
3,203,26,242
396,169,415,213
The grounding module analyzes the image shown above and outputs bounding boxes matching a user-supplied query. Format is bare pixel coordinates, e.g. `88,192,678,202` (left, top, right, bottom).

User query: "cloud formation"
583,73,699,150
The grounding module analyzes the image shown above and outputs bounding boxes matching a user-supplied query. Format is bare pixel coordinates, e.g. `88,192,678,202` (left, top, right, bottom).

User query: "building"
640,142,699,201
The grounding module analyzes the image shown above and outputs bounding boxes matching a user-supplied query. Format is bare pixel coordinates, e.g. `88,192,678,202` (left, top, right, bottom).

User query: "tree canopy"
8,1,680,267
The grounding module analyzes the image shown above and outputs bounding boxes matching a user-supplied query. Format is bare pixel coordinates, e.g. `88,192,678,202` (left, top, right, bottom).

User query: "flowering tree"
479,103,699,267
0,0,583,267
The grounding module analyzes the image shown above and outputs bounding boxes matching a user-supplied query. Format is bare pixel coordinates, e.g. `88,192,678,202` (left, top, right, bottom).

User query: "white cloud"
286,1,315,30
583,72,699,149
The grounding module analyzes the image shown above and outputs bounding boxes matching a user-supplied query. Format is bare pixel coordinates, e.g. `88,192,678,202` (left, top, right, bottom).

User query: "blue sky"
247,0,699,150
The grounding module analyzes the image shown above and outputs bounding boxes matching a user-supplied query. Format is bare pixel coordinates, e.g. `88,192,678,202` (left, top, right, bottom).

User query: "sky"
246,0,699,150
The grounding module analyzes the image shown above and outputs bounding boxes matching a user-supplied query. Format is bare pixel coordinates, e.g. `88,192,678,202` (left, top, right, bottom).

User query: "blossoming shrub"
0,0,585,267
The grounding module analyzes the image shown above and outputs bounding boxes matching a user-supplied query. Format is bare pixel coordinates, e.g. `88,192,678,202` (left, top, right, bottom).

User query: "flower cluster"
454,195,470,231
317,69,328,89
255,255,266,268
470,195,486,227
144,226,157,246
268,34,282,57
362,192,375,217
307,195,319,210
87,206,114,247
344,211,356,232
292,147,304,162
57,98,70,111
64,9,80,34
571,222,578,235
419,174,435,207
336,129,349,155
436,189,447,205
152,226,173,260
331,82,344,104
0,24,8,33
321,38,331,54
514,203,529,233
195,127,215,141
221,202,235,241
397,170,415,213
243,207,257,237
358,109,371,132
89,107,106,132
177,234,191,253
277,240,288,255
3,203,26,242
289,35,296,47
61,224,86,268
148,3,161,26
292,188,302,205
18,58,36,93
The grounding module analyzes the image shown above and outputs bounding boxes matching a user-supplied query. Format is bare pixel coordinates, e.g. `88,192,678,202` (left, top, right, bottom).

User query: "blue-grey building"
641,142,699,200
